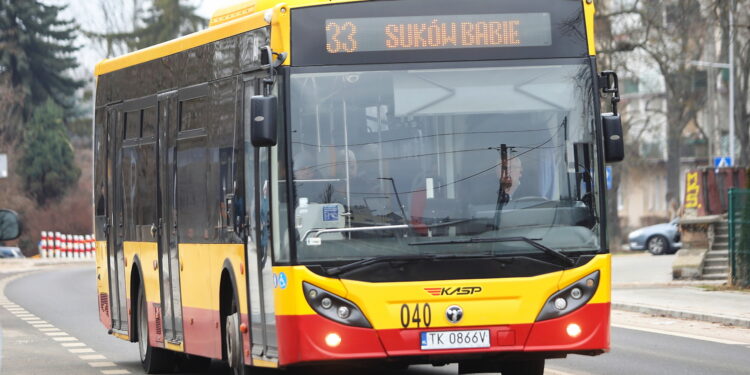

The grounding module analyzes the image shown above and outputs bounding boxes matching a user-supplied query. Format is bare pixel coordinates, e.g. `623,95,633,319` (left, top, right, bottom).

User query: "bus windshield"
289,61,601,263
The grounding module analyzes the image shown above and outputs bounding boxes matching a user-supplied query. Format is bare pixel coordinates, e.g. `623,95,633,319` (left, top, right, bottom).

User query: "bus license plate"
420,330,490,350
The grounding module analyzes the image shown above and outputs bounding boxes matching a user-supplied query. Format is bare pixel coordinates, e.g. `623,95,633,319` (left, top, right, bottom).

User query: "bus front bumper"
276,302,610,366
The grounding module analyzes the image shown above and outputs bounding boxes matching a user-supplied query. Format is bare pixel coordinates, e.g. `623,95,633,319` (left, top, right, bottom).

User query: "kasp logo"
424,286,482,296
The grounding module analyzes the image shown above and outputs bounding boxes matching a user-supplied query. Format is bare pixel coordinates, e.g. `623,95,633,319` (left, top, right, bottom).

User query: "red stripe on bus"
181,306,223,359
275,302,609,366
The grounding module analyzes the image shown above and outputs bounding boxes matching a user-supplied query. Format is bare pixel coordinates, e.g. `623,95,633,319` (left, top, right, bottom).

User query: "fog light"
325,333,342,347
570,288,583,299
554,297,567,310
321,297,332,309
337,306,350,319
567,323,582,337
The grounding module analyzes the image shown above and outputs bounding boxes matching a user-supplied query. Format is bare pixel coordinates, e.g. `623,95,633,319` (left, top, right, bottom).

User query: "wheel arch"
219,259,241,361
130,254,145,343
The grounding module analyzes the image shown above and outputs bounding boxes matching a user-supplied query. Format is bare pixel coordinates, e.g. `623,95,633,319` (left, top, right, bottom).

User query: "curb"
612,302,750,329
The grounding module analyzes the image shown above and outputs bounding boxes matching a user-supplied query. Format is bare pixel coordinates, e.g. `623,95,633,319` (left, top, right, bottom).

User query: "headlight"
536,271,600,322
629,229,644,239
303,282,372,328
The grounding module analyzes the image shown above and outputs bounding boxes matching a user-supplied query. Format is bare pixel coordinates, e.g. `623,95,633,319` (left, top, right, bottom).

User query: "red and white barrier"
55,232,62,258
39,231,96,259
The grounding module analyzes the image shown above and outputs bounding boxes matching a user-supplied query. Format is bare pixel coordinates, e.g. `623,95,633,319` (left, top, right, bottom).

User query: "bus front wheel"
225,311,247,375
137,286,174,373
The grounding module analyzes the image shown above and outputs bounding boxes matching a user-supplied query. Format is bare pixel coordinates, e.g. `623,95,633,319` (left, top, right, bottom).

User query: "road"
3,265,750,375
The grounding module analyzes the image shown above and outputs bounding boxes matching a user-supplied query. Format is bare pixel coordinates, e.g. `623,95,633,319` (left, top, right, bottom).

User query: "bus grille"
99,293,109,314
154,304,163,337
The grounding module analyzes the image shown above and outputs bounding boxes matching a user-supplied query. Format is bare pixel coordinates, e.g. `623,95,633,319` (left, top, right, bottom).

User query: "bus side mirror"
602,114,624,163
0,209,22,242
250,95,278,147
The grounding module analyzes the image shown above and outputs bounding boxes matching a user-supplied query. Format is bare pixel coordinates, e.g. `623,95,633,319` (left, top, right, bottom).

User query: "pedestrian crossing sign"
713,157,732,169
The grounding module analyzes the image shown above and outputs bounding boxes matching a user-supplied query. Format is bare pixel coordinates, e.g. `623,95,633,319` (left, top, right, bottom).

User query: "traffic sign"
714,156,733,168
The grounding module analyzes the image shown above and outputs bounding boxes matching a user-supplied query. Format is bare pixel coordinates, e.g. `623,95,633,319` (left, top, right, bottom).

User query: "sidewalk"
0,258,94,274
611,253,750,328
612,286,750,328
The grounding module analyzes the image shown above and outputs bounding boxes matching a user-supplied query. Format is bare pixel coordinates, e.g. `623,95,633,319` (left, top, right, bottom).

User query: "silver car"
627,218,682,255
0,246,24,258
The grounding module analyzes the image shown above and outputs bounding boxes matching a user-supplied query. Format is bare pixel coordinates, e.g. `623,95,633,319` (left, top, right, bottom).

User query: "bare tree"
602,0,711,208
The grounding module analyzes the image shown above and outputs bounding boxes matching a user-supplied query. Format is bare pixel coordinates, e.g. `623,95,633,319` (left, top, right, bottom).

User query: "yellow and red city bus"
93,0,624,374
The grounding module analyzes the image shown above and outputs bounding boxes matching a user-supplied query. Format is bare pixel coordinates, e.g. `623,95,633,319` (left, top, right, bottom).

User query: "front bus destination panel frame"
291,0,588,66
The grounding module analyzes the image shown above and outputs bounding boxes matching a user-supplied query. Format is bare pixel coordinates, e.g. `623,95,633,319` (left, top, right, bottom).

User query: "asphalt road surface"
3,265,750,375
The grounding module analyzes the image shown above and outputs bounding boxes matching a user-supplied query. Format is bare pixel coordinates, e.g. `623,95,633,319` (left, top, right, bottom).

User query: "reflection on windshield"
290,63,600,262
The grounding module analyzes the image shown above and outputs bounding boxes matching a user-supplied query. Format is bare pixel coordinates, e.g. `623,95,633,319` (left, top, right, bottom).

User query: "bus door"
244,77,278,360
106,105,128,334
157,91,184,344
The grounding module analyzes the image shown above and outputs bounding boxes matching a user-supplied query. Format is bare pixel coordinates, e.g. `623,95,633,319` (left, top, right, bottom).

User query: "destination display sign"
324,13,552,54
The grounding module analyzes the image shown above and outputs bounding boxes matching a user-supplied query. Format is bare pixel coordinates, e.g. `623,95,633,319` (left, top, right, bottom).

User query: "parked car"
627,218,682,255
0,246,24,258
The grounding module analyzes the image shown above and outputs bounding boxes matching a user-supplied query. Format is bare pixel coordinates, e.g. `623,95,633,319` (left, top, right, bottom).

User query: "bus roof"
94,0,596,77
93,0,364,77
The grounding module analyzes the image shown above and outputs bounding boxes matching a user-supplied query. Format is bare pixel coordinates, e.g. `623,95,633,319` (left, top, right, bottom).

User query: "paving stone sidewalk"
612,286,750,328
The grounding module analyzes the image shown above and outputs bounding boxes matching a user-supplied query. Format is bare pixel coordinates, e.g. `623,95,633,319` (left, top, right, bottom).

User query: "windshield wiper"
326,255,436,276
325,253,512,276
409,236,575,266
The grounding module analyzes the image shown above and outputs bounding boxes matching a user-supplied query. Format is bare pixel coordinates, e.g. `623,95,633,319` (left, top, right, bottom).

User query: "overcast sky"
57,0,242,79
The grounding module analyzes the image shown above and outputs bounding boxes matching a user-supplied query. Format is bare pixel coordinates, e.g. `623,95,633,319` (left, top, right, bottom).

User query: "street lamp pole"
728,0,735,164
690,0,735,165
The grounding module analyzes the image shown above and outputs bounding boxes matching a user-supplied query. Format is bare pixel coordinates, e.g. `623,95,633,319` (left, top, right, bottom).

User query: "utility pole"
729,0,735,164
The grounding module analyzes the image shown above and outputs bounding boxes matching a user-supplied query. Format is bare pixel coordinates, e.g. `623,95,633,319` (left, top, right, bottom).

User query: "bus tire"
499,359,545,375
225,311,247,375
137,286,174,373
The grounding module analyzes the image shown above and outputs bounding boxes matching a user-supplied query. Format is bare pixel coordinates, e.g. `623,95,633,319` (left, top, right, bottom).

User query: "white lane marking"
62,342,86,347
45,332,69,337
69,348,96,353
101,370,130,375
89,362,117,368
613,323,750,345
2,272,131,375
80,354,107,360
53,337,78,342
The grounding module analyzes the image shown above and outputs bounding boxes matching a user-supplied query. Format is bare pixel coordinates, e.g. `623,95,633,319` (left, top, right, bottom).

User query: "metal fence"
729,189,750,287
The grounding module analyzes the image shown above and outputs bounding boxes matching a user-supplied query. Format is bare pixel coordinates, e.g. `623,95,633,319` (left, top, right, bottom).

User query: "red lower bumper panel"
276,302,610,366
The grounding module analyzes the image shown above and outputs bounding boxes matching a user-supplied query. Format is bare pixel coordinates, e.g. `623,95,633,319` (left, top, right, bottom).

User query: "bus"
93,0,624,374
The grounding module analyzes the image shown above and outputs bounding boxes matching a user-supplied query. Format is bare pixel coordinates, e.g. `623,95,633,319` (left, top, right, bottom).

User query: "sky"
56,0,243,80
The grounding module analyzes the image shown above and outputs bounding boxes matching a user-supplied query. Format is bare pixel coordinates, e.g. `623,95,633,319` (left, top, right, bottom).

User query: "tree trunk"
666,98,685,208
